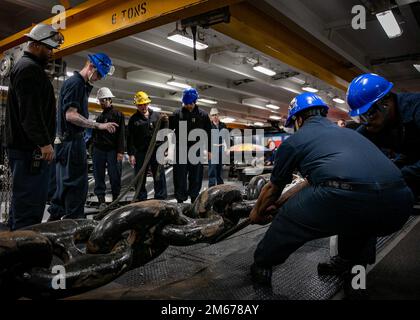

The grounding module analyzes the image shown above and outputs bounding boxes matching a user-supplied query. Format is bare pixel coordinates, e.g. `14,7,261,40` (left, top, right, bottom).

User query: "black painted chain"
0,175,305,299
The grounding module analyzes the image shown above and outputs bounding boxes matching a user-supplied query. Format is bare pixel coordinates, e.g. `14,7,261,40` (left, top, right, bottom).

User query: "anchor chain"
0,175,306,298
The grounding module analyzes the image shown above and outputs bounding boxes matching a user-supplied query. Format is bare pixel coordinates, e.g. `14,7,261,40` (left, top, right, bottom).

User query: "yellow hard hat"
134,91,151,105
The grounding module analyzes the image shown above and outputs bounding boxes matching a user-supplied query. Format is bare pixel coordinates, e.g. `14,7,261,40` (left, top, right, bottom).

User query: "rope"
94,116,166,220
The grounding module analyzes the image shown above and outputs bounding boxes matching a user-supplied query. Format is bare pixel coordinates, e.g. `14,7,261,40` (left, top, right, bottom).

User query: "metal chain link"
0,172,306,298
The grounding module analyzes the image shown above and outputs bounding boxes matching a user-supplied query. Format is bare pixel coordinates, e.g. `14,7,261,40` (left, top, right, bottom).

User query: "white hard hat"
97,87,115,100
25,23,64,49
210,108,219,116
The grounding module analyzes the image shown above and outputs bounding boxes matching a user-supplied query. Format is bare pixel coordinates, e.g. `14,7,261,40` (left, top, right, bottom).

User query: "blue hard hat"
182,87,199,105
346,73,393,117
88,53,114,79
285,92,329,127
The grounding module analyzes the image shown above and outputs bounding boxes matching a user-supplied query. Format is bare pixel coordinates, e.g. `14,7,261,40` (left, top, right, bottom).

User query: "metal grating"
74,217,418,300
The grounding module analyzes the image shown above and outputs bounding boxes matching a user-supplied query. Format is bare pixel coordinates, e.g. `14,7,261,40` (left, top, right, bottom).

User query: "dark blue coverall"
127,109,167,201
254,116,414,268
208,121,228,187
357,93,420,197
169,105,212,203
48,72,92,220
5,52,56,230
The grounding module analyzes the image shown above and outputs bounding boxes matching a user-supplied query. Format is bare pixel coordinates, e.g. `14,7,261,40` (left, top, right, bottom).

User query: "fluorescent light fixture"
376,10,403,39
254,122,265,126
88,97,98,104
414,64,420,72
333,97,345,104
149,106,162,112
198,98,217,104
279,86,302,94
167,29,208,50
290,76,306,85
167,77,191,89
0,85,8,91
266,104,280,110
253,63,276,76
302,85,318,93
221,117,235,123
66,71,73,77
269,115,281,120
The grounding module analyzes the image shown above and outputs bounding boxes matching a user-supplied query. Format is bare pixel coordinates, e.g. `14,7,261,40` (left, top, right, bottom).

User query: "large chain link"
0,174,306,299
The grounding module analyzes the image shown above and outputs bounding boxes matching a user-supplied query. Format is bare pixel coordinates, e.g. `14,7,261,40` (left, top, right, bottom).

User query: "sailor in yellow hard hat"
127,91,167,201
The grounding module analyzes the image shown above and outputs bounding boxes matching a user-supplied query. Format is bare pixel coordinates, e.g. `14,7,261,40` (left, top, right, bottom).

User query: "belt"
319,180,406,192
62,132,84,141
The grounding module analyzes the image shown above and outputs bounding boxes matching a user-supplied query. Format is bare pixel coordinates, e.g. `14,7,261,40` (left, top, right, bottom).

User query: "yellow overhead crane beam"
0,0,360,92
0,0,242,57
212,2,361,91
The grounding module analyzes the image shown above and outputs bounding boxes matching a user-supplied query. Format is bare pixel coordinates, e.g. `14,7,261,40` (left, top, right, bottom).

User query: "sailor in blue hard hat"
48,52,118,221
347,73,420,196
248,92,413,294
168,87,212,204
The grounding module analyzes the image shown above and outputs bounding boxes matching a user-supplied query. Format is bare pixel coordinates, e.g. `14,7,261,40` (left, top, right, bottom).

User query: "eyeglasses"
360,105,379,123
37,31,65,49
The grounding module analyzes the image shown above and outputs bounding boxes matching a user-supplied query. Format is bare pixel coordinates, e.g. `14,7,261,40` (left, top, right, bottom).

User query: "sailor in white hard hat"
91,87,126,209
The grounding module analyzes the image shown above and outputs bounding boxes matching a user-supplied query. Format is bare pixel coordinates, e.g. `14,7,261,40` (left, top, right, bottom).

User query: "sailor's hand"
249,208,273,225
129,155,136,167
98,122,119,133
40,144,54,162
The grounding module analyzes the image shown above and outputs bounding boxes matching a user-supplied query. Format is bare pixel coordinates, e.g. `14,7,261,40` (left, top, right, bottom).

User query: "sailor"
249,92,413,291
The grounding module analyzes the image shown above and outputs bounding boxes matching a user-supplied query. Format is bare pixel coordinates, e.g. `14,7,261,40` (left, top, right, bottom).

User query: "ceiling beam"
213,2,362,91
0,0,243,56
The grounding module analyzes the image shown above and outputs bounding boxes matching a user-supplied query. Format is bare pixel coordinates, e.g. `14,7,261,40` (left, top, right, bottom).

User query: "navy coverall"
169,105,212,203
127,109,167,201
208,121,228,187
357,93,420,197
5,52,56,230
48,72,92,219
254,116,413,268
92,106,125,200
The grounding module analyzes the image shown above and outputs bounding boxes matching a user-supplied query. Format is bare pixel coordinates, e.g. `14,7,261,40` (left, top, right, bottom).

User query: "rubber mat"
71,217,418,300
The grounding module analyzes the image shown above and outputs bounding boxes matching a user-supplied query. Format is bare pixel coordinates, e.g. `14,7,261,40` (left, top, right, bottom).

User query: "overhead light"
266,104,280,110
167,29,208,50
414,64,420,72
66,71,73,77
254,122,265,126
269,115,281,120
221,117,235,123
149,106,162,112
253,63,276,76
198,98,217,105
302,85,318,93
376,10,403,39
279,86,302,94
333,97,345,104
290,76,306,85
0,85,9,91
167,77,191,89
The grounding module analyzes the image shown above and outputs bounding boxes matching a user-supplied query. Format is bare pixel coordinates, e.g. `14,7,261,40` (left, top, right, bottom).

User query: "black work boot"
317,255,352,276
250,263,272,287
97,195,106,210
